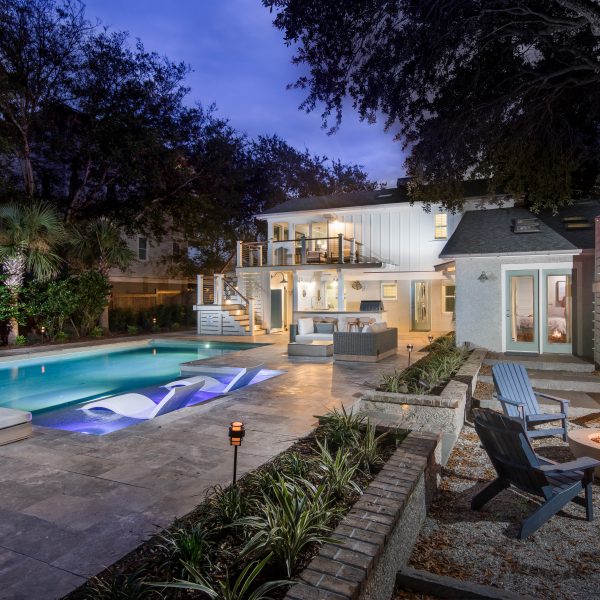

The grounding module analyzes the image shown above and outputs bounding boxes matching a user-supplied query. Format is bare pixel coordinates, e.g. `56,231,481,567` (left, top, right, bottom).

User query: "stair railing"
222,278,255,335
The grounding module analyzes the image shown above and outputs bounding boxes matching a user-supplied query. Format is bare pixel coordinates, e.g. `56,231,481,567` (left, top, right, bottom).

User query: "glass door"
411,281,431,331
506,270,538,352
541,270,572,354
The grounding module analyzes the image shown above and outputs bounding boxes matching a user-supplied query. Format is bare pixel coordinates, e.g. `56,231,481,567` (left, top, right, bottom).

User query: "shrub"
71,271,111,336
88,569,158,599
157,522,214,578
206,484,254,528
127,324,139,335
153,553,291,599
239,475,335,577
351,423,387,473
314,441,362,500
315,404,365,449
91,325,104,338
379,333,468,394
56,331,69,343
14,334,26,346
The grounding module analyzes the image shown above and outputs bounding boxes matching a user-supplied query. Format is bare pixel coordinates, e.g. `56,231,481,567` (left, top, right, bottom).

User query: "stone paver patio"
0,332,431,599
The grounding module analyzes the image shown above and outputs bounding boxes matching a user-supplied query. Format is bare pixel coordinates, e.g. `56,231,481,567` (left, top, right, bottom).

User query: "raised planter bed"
286,431,441,600
360,349,486,464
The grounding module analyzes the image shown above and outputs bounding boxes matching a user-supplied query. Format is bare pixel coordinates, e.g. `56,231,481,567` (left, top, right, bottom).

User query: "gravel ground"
407,420,600,600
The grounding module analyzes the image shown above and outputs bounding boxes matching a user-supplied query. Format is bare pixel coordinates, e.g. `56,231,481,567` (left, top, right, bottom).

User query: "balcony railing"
237,234,376,268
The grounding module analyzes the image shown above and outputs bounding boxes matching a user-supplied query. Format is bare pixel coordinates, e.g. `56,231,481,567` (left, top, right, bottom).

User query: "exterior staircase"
480,353,600,394
194,273,266,336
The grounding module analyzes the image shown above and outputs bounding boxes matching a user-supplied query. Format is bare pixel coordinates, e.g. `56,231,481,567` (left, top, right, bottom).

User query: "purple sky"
83,0,405,186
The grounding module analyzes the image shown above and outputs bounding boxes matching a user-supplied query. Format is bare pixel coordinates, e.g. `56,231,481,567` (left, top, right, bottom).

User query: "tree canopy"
264,0,600,211
0,0,375,271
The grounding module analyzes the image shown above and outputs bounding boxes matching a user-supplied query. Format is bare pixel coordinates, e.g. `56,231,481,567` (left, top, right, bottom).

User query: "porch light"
228,421,245,485
406,343,414,366
478,271,489,282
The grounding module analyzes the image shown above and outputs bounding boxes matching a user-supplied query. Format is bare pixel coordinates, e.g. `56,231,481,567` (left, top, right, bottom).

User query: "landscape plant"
379,333,469,394
67,406,402,599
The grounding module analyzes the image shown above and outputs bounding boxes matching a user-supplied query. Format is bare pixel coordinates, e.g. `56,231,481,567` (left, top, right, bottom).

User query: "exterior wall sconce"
478,271,489,282
406,343,414,366
228,421,245,485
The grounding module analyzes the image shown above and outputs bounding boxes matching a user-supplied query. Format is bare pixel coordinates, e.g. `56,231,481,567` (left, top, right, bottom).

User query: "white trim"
441,281,456,314
500,261,578,354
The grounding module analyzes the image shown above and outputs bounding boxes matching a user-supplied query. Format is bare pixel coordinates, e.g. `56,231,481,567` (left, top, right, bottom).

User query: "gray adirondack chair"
472,409,599,539
492,362,569,441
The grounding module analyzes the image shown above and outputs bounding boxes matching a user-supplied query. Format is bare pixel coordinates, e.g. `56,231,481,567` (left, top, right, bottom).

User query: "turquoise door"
541,270,572,354
506,270,539,352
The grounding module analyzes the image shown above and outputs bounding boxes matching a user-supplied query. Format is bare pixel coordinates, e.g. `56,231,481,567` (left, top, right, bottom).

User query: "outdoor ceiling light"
478,271,489,282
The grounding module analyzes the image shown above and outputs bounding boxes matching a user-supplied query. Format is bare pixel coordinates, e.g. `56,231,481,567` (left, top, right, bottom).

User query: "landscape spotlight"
228,421,245,485
406,343,414,366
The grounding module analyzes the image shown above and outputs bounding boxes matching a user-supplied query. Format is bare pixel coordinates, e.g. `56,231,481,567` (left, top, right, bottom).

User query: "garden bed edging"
359,349,486,464
285,430,442,600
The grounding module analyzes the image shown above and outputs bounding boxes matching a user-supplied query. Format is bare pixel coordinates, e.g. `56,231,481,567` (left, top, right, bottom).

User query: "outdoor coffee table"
287,340,334,357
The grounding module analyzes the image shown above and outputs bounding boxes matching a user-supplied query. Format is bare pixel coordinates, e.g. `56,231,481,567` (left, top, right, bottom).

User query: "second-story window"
434,213,448,239
138,236,148,261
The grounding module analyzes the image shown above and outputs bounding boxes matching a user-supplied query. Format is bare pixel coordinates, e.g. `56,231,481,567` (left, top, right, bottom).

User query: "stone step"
484,352,594,373
479,370,600,393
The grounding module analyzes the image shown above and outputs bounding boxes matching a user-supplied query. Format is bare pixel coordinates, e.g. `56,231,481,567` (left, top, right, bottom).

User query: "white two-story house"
193,180,509,336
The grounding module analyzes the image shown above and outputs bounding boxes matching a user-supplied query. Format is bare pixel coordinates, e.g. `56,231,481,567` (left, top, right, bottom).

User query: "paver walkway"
0,333,430,599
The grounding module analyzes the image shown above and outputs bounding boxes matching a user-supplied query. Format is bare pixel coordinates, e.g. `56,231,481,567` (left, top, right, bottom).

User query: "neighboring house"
440,202,598,358
109,234,194,310
196,180,510,336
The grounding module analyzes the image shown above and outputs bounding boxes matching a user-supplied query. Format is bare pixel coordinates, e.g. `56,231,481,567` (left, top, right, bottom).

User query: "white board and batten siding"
265,201,473,272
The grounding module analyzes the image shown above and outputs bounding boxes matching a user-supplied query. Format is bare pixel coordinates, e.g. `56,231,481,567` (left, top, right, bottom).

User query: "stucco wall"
455,253,593,356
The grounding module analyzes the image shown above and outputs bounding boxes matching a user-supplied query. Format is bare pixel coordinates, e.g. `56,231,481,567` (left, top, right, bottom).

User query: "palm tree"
0,202,66,342
70,218,136,330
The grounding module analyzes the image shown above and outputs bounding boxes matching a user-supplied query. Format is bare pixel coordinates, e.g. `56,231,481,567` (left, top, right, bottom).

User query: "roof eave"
439,248,582,259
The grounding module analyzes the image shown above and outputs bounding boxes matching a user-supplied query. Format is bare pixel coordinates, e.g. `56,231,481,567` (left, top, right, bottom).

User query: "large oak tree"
264,0,600,211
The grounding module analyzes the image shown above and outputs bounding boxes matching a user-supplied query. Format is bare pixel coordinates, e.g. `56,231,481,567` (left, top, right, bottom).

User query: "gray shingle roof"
259,179,501,216
439,207,580,257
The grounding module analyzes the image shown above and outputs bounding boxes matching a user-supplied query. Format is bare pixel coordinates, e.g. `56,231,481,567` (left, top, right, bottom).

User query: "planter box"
285,431,442,600
359,349,486,464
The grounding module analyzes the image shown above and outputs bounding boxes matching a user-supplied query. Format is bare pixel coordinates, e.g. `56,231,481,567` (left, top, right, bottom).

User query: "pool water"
0,339,274,435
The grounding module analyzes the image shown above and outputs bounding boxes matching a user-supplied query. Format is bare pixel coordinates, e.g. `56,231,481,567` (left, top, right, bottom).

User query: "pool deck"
0,332,432,599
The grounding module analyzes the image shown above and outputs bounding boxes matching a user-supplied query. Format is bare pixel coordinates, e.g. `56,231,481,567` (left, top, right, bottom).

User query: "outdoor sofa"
333,322,397,362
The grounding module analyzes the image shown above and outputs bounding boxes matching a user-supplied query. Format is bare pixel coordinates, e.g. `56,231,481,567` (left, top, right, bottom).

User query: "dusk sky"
84,0,405,186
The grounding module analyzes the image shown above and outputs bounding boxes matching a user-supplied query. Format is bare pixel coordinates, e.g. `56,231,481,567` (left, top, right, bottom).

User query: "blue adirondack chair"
492,362,569,441
472,409,599,539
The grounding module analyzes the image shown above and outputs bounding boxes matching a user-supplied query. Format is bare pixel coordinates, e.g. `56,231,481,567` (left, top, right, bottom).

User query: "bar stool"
346,318,360,332
359,317,375,329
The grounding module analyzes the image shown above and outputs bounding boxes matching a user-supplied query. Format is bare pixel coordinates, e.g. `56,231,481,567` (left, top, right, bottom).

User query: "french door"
505,269,572,354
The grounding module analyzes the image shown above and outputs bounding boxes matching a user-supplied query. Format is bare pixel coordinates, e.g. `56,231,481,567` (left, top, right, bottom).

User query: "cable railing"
236,235,376,268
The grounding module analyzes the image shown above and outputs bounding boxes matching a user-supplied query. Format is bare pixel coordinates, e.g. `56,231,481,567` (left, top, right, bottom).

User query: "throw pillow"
297,317,315,335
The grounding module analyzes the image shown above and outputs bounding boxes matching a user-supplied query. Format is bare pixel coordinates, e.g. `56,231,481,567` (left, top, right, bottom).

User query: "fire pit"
567,428,600,476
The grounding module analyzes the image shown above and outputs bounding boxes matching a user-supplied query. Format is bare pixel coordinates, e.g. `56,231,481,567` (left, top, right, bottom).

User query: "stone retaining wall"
359,349,486,464
284,431,441,600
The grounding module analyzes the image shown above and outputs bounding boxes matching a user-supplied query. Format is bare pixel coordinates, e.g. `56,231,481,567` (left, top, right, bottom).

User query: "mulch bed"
405,421,600,600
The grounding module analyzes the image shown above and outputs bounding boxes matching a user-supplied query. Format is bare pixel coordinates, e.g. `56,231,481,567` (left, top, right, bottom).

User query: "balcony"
237,235,381,268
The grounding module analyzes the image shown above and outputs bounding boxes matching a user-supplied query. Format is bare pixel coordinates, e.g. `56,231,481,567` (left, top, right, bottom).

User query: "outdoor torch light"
406,343,414,366
228,421,245,485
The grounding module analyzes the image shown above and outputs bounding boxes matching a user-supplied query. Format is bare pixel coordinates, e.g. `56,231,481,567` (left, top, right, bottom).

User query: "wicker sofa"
333,324,398,362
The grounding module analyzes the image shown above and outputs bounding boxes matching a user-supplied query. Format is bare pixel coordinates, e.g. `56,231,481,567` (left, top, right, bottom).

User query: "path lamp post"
228,421,245,486
428,335,434,345
41,326,45,344
406,343,414,367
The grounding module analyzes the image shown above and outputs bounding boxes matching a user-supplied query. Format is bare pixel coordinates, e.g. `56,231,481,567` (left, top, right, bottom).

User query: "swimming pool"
0,339,274,435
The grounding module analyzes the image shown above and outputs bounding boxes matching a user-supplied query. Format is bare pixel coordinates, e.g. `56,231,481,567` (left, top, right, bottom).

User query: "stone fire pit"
567,428,600,476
